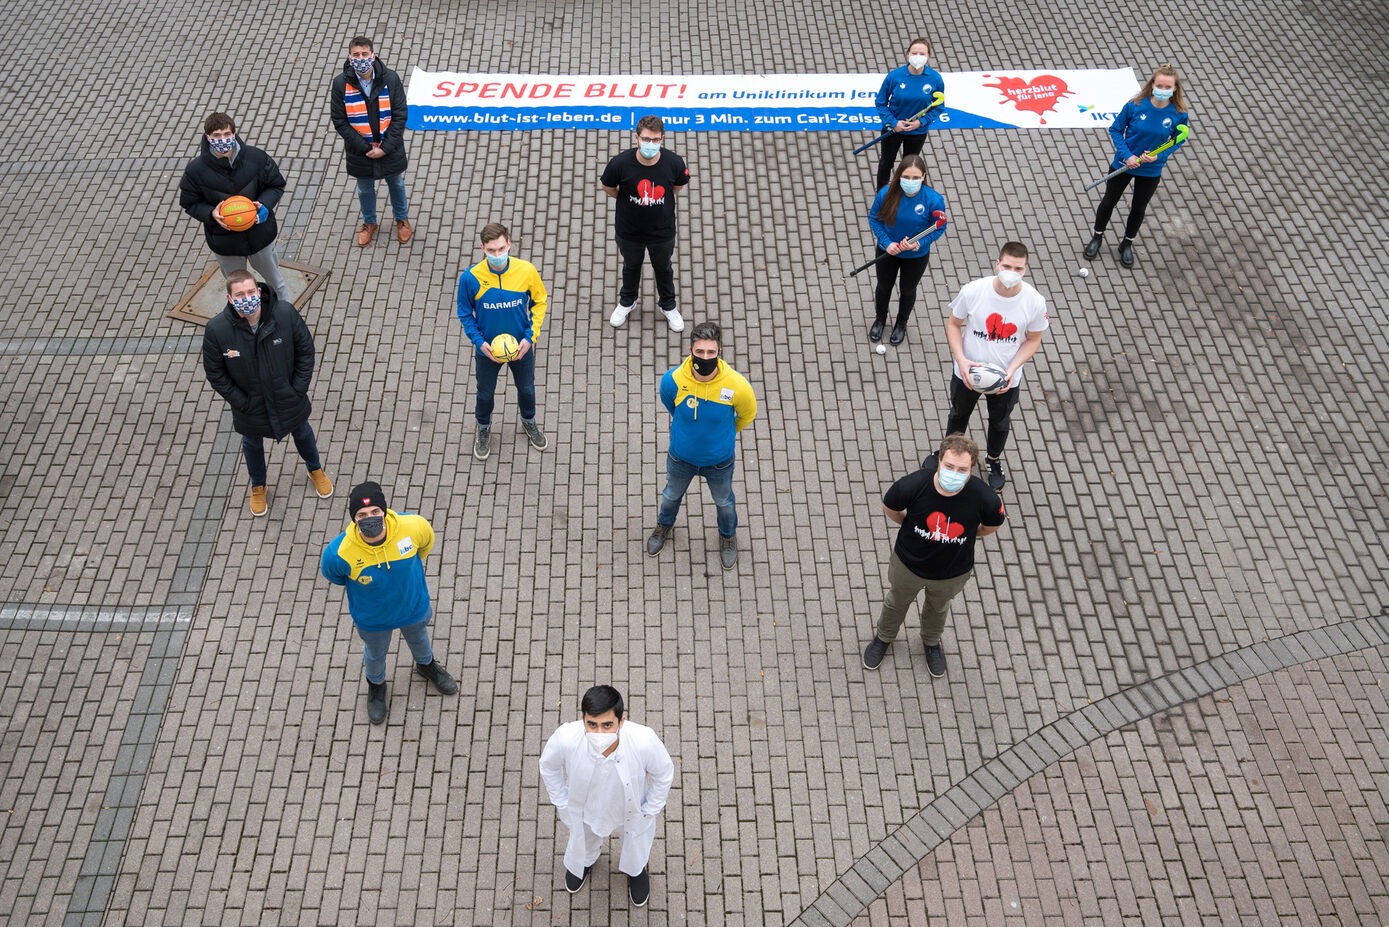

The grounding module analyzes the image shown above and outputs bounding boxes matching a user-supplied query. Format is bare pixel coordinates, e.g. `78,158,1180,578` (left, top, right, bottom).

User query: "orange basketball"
219,196,258,231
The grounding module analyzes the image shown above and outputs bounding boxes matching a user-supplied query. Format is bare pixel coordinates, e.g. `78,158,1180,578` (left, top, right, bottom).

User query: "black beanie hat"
348,481,388,519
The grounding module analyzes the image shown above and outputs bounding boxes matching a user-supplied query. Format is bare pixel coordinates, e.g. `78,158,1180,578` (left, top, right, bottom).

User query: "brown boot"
395,219,413,243
249,485,268,517
308,468,333,498
356,223,379,247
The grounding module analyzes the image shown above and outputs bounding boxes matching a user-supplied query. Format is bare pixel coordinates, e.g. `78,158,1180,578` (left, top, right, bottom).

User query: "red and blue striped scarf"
344,80,390,141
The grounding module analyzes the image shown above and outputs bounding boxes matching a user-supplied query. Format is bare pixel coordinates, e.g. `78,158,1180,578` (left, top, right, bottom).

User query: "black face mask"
691,354,719,376
357,516,386,541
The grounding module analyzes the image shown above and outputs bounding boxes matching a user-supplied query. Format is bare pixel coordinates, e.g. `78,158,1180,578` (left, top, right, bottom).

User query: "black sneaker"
987,457,1006,492
415,660,458,695
925,642,947,678
565,866,590,894
629,867,650,907
473,425,491,461
869,318,886,342
646,525,670,556
1083,232,1103,260
366,681,388,725
862,636,890,670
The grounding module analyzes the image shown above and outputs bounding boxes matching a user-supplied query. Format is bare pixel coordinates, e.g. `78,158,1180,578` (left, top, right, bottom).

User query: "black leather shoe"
1083,232,1103,260
1118,238,1134,268
366,681,388,725
646,525,670,556
415,660,458,695
889,322,907,345
869,318,886,342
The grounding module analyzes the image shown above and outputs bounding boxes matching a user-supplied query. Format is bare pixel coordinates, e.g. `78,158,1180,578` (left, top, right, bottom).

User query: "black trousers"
876,132,927,189
616,235,677,311
873,250,930,325
1093,173,1162,240
944,374,1021,460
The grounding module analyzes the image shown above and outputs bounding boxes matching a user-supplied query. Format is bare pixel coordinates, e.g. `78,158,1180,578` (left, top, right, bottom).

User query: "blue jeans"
356,617,433,685
357,173,409,224
241,421,320,487
657,453,737,537
474,346,536,426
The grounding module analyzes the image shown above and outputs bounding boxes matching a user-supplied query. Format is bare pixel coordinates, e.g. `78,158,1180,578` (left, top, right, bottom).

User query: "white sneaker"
610,302,636,327
662,306,685,332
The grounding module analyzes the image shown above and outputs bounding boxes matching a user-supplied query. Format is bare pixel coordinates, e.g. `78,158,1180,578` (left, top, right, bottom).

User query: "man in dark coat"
202,270,333,517
330,36,412,246
179,112,294,302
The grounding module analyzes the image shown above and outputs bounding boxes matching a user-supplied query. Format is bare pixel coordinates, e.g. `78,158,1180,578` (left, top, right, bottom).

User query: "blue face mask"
638,140,661,159
1152,87,1174,101
899,177,923,196
208,136,236,154
230,293,261,316
486,250,509,271
937,467,968,492
351,56,374,75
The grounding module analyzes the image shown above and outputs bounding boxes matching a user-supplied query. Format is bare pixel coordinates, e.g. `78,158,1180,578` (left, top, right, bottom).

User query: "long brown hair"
877,155,928,225
1133,62,1187,113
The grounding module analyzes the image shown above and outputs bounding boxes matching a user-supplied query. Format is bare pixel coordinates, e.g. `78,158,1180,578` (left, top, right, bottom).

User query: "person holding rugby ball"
1082,63,1190,268
867,155,947,345
873,37,944,190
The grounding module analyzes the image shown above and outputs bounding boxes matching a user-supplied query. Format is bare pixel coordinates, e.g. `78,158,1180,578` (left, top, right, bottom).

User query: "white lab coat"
538,719,675,876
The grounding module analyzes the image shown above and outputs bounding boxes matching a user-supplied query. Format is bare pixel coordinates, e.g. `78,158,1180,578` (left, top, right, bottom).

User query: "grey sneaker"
925,642,947,678
474,425,491,461
646,525,670,556
522,419,548,450
720,534,738,570
862,636,889,670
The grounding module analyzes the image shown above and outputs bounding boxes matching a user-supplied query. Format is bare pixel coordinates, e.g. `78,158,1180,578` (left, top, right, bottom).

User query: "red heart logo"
637,179,666,204
982,74,1073,124
926,512,965,540
986,313,1018,340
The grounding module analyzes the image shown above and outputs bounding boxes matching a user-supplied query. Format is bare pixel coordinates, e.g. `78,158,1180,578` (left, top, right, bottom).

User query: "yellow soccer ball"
490,333,520,362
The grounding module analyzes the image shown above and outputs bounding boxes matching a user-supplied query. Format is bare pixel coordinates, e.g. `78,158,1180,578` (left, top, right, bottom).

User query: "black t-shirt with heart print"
883,460,1005,580
601,148,690,244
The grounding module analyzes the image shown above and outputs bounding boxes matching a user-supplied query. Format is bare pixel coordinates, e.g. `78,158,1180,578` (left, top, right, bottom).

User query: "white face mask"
908,54,929,70
587,731,619,753
997,268,1023,288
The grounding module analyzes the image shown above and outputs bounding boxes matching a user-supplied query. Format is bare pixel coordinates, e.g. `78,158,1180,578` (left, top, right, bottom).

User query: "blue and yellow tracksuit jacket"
660,357,757,466
320,510,435,631
456,256,549,353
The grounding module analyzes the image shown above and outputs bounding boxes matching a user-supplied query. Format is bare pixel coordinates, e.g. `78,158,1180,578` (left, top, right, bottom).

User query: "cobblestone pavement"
1,0,1386,924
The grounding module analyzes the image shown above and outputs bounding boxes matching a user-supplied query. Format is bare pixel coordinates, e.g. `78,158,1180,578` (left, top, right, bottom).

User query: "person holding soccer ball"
866,154,947,345
1082,63,1191,268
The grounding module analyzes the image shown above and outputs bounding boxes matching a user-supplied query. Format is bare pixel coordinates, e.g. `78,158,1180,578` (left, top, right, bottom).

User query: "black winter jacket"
201,286,315,439
178,136,286,256
330,58,409,179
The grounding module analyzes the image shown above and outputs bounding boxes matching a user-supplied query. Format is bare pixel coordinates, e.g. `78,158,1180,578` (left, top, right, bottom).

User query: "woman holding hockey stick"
867,155,947,345
1082,63,1191,268
873,37,945,190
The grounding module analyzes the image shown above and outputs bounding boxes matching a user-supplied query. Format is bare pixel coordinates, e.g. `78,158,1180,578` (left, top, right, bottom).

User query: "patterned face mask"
231,293,261,316
208,135,236,154
351,56,374,75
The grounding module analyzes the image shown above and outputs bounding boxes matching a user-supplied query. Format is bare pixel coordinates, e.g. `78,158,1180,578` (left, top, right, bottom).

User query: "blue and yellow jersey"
660,358,757,466
320,510,435,631
456,256,549,351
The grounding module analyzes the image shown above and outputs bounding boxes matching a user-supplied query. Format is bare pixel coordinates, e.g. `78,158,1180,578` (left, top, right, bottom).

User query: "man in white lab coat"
539,685,675,907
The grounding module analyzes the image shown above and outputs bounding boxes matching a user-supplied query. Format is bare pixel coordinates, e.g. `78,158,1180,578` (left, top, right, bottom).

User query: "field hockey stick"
1083,124,1189,191
849,214,945,277
853,92,946,155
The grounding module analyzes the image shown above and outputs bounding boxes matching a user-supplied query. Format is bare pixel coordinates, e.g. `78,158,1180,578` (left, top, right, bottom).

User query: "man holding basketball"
646,321,757,569
943,241,1049,491
456,222,549,461
861,433,1005,676
179,112,293,302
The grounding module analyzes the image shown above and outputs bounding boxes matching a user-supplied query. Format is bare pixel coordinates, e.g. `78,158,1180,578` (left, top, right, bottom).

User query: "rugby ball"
967,362,1010,393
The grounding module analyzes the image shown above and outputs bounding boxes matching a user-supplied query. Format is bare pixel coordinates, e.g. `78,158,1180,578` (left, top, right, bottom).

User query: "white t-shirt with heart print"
950,276,1049,387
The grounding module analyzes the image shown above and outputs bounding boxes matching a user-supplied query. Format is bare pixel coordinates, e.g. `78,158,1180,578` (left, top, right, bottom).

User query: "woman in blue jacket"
1083,63,1191,268
873,37,944,190
867,154,947,345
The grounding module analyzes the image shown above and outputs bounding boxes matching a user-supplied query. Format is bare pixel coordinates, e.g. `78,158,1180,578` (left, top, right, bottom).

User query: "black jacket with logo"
178,135,286,256
330,58,409,179
201,286,314,439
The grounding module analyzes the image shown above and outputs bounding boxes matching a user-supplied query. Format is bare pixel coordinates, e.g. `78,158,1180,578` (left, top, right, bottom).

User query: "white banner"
406,69,1137,132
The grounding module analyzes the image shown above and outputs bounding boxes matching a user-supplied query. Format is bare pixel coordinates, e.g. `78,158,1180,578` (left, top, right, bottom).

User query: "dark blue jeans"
242,421,320,487
474,346,536,426
657,453,737,537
